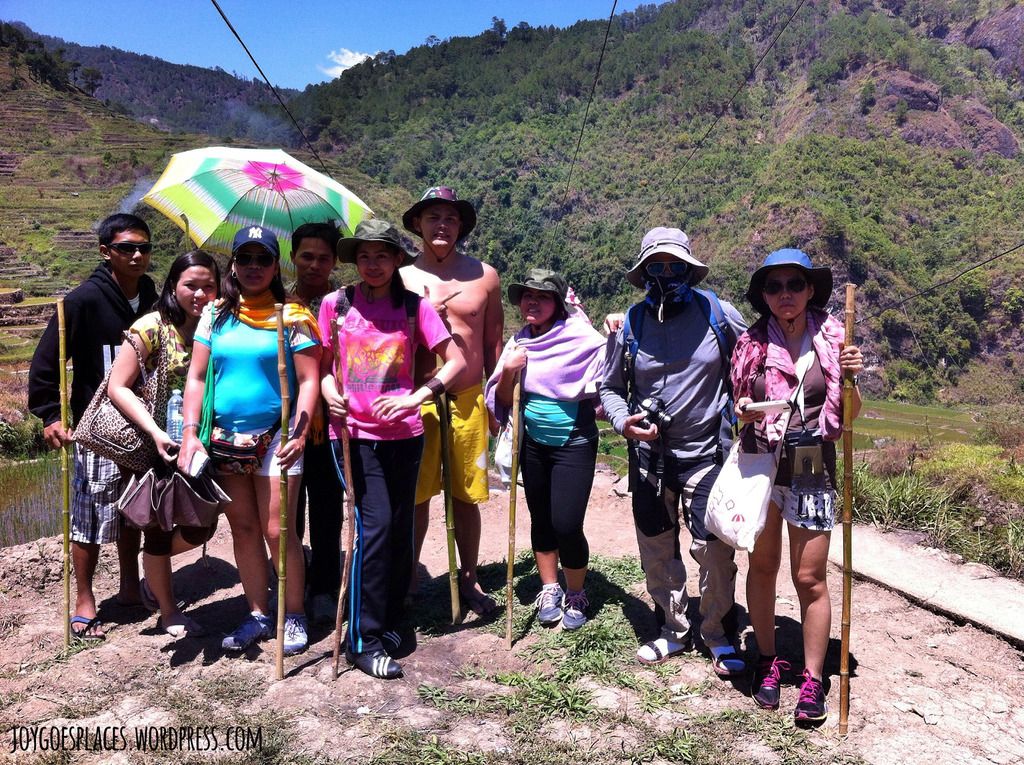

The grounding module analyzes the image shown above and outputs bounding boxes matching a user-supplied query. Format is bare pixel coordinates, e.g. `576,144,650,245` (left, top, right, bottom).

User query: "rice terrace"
0,1,1022,764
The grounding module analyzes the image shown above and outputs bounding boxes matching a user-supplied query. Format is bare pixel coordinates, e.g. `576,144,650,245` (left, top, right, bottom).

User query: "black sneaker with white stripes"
347,648,403,680
380,630,402,653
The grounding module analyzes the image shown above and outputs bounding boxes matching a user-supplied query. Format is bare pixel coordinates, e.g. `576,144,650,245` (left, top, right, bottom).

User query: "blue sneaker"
561,589,589,631
283,613,308,656
535,583,564,626
222,611,272,652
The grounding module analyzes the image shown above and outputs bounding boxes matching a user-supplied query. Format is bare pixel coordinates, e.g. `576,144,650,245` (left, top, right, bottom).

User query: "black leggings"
520,434,597,570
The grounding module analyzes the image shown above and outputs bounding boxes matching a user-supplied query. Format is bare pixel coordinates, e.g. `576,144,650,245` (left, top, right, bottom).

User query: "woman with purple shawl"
485,268,607,631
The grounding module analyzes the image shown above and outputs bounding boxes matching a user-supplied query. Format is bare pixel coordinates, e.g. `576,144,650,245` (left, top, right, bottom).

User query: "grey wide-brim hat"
626,226,709,288
507,268,569,316
745,248,833,315
402,186,477,241
336,219,414,266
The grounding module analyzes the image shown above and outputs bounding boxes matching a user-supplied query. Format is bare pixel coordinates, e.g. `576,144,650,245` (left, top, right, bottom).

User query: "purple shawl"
485,316,607,426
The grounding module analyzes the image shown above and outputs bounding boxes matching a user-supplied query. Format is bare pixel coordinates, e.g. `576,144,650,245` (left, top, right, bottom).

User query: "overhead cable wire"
633,0,810,232
209,0,330,175
560,0,618,208
858,238,1024,323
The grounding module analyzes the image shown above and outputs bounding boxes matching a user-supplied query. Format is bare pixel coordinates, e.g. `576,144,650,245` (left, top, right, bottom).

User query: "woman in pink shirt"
731,249,863,725
319,219,464,679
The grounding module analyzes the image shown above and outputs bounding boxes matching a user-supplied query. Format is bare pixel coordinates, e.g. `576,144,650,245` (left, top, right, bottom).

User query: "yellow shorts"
415,384,490,506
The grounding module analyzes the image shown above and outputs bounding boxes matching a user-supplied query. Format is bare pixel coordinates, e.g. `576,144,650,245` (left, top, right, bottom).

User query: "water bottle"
166,389,184,443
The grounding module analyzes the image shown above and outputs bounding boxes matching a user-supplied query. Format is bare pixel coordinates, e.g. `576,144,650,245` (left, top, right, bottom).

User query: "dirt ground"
1,463,1022,764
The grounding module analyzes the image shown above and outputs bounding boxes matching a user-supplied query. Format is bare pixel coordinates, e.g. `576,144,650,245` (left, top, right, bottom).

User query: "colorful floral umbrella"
142,146,372,260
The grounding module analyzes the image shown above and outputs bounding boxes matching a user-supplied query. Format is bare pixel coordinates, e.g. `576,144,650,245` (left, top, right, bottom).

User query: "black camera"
637,396,673,431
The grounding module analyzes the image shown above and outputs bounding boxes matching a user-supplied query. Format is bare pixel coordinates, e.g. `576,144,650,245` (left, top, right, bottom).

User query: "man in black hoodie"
29,213,158,639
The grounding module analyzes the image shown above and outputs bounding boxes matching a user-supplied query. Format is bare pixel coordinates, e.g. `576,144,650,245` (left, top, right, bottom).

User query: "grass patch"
193,673,268,710
851,445,1024,577
916,443,1024,506
369,726,486,765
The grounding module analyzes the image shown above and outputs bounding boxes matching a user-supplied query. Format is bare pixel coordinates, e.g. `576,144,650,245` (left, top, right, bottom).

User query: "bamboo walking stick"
839,283,857,735
437,391,463,624
57,298,71,646
330,317,357,679
504,373,522,650
275,304,290,680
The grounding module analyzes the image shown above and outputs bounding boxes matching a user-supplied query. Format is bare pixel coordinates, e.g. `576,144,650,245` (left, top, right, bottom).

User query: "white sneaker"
561,589,589,631
534,583,564,625
282,613,308,656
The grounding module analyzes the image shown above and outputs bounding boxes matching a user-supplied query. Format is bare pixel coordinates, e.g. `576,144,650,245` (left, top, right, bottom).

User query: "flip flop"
460,588,498,616
70,615,106,642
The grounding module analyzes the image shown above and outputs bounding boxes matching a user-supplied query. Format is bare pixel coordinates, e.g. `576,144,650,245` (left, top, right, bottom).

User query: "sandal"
460,587,498,616
710,645,746,677
162,614,206,638
636,636,690,665
70,615,106,642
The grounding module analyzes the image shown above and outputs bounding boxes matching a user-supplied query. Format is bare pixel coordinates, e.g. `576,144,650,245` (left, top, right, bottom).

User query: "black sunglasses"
234,251,276,268
762,277,808,295
107,241,153,256
645,261,690,277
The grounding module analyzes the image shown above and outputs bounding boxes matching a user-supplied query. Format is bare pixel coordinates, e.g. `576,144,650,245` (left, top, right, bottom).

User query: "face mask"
645,275,693,307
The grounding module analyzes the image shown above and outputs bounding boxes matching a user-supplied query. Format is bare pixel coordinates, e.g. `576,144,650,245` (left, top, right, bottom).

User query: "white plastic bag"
706,408,791,553
494,425,514,489
705,441,779,553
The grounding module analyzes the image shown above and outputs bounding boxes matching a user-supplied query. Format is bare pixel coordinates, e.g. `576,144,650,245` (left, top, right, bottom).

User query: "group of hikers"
27,185,862,725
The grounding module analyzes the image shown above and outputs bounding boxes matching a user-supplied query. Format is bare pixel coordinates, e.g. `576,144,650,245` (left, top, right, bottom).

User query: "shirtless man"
400,187,503,614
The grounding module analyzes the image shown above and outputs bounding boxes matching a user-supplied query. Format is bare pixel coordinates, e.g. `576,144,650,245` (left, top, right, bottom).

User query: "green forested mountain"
3,3,1023,406
6,21,295,141
286,1,1024,406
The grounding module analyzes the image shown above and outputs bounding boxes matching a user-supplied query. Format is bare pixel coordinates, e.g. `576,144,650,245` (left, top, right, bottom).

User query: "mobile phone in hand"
186,451,209,478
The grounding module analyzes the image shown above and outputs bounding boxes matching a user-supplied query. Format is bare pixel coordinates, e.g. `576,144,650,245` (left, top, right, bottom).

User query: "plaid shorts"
70,443,125,544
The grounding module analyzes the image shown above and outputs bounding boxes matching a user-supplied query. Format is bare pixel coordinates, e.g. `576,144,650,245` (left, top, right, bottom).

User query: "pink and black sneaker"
794,669,828,724
751,655,790,710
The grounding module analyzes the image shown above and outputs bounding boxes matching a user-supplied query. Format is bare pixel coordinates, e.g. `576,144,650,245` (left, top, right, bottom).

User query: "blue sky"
2,1,658,90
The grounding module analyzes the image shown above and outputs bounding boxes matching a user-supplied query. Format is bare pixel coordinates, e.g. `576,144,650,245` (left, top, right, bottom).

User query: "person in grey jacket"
600,226,748,674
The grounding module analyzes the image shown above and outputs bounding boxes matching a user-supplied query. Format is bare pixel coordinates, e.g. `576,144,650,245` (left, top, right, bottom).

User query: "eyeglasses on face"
645,261,690,277
234,251,276,268
762,277,808,295
107,241,153,256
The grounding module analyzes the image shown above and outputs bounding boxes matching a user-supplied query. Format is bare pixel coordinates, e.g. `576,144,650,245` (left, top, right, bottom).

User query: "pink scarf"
731,307,845,446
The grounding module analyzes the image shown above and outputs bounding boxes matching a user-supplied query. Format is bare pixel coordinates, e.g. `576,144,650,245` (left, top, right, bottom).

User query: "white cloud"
318,48,373,78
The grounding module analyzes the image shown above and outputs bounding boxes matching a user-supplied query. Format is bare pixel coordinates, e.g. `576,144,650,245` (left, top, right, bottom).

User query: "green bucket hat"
507,268,569,315
336,219,414,266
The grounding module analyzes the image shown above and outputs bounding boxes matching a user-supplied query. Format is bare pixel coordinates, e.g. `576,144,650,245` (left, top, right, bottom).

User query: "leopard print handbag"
74,323,169,474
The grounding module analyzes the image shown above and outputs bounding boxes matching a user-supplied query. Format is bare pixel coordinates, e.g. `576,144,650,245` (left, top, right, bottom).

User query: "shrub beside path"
0,463,1022,764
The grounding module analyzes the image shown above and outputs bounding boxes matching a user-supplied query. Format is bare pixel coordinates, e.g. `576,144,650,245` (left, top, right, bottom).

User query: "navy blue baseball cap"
745,248,833,315
231,225,281,259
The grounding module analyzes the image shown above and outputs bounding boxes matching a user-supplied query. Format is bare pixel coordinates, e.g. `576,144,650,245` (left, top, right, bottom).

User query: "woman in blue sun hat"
731,247,863,725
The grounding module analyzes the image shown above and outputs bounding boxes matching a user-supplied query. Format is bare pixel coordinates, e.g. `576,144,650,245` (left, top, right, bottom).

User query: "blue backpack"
621,288,738,428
